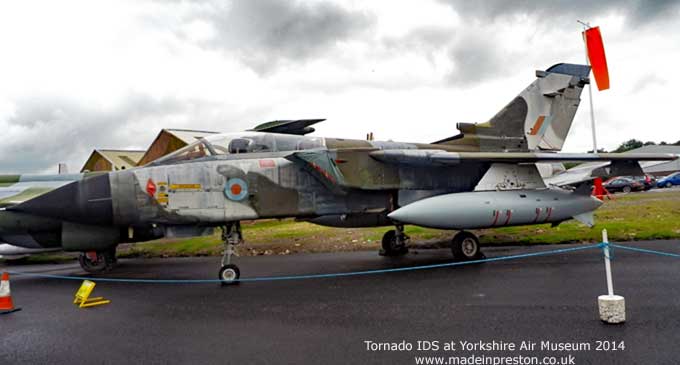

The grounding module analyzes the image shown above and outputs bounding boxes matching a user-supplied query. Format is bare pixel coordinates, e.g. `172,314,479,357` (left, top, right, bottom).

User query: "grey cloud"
438,0,680,27
446,35,510,85
0,94,266,173
184,0,375,75
411,0,680,86
0,95,184,173
382,25,454,66
382,26,513,86
383,26,454,53
630,73,668,93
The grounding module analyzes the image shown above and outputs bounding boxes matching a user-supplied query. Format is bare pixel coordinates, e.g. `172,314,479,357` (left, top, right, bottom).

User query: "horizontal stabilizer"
544,154,680,187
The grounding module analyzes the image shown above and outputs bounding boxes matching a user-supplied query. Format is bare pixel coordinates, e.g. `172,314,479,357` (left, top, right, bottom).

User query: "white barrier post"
598,229,625,323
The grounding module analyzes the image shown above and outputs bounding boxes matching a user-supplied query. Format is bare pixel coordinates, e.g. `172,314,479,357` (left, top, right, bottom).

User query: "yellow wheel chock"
73,280,110,308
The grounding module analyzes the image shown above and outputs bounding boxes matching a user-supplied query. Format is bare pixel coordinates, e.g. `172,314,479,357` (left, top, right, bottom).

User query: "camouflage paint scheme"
0,63,676,256
0,174,92,250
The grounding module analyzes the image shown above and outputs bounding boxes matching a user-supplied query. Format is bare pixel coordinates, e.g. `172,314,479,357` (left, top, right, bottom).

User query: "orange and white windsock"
583,26,610,91
0,272,17,313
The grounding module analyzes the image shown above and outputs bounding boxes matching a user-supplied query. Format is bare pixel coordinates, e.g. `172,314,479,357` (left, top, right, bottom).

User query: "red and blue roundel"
224,178,248,201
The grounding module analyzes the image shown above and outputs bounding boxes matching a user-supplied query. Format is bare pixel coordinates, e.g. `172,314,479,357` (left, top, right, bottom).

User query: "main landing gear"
219,222,243,285
450,231,484,261
78,247,118,273
378,227,485,261
380,224,409,256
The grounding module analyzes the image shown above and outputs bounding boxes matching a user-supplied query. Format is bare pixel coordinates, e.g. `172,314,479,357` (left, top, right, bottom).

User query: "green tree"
613,139,644,153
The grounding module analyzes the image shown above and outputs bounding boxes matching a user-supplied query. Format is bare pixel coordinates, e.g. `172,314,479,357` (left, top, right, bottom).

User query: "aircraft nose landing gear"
219,222,243,285
380,224,409,256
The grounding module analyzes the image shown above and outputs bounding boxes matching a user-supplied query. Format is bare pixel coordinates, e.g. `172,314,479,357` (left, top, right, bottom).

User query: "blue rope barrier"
609,243,680,259
5,243,606,284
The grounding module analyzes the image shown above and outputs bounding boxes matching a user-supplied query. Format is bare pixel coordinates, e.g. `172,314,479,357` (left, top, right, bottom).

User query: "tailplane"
434,63,591,152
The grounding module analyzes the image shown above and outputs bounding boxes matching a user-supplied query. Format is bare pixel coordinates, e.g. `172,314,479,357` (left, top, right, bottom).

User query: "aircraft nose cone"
10,173,114,225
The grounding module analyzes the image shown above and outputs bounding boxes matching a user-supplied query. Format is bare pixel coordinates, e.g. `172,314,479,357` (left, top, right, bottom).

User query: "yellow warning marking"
170,184,201,190
73,280,110,308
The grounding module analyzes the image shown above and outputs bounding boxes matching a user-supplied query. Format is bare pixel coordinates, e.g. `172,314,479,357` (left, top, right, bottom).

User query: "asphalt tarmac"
2,240,680,365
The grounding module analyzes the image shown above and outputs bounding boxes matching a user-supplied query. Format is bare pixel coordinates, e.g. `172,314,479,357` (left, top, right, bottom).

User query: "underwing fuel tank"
388,189,603,230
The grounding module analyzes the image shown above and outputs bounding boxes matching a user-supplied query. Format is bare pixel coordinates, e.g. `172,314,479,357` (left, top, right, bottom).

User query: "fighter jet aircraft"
0,63,675,283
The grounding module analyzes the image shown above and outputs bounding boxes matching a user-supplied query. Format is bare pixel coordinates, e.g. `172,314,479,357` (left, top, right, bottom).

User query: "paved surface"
2,240,680,364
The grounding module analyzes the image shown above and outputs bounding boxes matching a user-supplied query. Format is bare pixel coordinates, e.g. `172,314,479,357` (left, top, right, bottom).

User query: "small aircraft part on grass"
0,63,676,283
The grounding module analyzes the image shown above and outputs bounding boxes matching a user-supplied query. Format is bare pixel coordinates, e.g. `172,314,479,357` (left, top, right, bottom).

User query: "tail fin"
434,63,591,152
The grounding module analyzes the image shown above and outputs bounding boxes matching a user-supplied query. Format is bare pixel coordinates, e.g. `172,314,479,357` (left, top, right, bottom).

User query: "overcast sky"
1,0,679,173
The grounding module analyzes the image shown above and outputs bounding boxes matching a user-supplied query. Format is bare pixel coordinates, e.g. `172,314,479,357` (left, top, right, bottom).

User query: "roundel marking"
225,178,248,201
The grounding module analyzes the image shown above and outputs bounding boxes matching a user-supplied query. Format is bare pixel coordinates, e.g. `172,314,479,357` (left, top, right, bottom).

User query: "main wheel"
380,230,408,256
78,251,112,273
451,231,483,261
219,264,241,285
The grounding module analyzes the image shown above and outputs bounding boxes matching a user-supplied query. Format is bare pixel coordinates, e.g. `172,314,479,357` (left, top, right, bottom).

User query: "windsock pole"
578,20,598,153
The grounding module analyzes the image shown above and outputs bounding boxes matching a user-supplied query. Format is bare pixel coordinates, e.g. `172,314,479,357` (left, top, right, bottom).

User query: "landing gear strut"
78,247,117,273
380,224,409,256
451,231,484,261
219,222,242,285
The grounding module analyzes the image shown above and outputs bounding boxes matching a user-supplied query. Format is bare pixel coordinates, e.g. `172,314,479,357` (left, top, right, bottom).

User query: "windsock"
0,272,20,314
583,26,610,91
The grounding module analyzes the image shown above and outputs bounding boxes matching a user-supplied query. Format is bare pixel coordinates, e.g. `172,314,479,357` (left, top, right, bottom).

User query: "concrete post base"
598,295,625,324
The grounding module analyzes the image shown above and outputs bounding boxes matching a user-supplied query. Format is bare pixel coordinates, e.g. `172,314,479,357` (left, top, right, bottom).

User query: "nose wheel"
219,222,243,285
380,224,409,256
219,264,240,284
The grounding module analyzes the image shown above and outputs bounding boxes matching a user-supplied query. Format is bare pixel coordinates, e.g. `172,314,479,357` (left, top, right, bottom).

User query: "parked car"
603,177,645,193
656,172,680,188
622,175,656,190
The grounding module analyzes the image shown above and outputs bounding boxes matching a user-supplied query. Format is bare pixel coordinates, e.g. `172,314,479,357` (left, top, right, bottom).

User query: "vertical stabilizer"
434,63,590,152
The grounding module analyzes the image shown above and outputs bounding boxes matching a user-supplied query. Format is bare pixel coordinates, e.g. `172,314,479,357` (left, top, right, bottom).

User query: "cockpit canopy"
150,132,325,165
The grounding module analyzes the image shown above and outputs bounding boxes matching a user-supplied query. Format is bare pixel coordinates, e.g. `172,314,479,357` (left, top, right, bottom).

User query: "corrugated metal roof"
95,149,145,170
628,145,680,154
629,145,680,174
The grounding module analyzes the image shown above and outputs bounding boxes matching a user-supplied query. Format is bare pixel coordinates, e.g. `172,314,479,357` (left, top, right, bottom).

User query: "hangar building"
81,149,145,172
81,129,219,172
631,145,680,176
